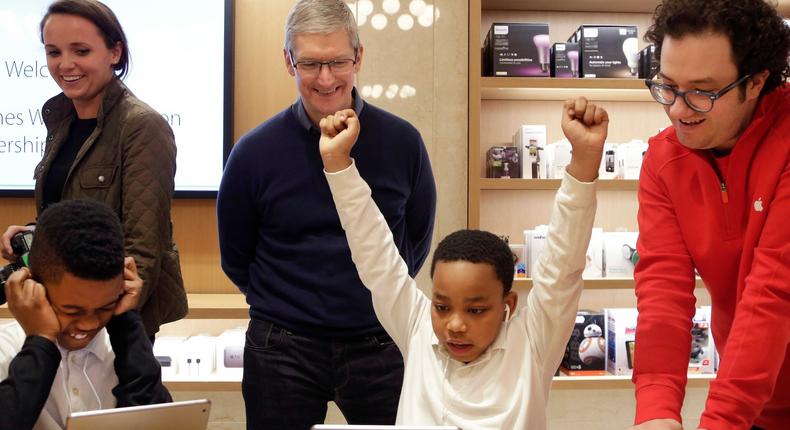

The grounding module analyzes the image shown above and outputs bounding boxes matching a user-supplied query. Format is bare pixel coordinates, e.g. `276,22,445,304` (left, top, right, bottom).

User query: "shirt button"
72,387,79,396
98,175,105,183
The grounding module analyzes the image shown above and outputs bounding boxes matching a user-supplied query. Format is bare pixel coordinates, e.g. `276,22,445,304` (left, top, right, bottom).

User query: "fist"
4,268,60,341
114,257,143,316
561,97,609,182
319,109,360,173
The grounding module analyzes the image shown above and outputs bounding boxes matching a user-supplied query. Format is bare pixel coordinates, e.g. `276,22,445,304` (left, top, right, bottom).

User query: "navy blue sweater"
217,96,436,336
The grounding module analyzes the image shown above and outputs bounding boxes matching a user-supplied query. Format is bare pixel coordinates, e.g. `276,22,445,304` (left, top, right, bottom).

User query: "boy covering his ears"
318,97,607,429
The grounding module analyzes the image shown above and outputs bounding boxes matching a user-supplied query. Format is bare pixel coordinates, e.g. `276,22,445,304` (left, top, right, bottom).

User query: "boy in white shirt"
0,200,170,430
317,97,608,429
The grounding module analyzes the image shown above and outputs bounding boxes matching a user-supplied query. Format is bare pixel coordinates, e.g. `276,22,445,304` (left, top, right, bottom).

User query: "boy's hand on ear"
561,97,608,182
4,268,60,342
319,109,359,173
114,257,142,316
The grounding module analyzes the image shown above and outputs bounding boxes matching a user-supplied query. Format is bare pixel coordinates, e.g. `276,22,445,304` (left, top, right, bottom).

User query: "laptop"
65,399,211,430
311,426,460,430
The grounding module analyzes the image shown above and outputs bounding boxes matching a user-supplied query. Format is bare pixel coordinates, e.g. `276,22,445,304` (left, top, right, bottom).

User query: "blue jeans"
242,318,404,429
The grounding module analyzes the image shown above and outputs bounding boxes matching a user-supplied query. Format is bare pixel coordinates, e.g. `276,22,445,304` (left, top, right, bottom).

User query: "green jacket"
35,78,187,335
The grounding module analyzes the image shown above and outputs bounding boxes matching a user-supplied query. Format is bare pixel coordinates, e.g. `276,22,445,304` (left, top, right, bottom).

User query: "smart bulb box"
551,42,580,78
638,44,658,79
603,231,639,278
561,311,607,375
570,25,639,78
484,23,551,77
606,308,639,376
513,125,547,178
689,306,715,374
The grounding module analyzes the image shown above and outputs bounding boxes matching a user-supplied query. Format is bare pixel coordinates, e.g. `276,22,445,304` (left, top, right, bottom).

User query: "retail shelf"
513,278,705,290
0,293,248,319
479,178,639,191
482,0,660,13
480,77,652,102
163,379,241,392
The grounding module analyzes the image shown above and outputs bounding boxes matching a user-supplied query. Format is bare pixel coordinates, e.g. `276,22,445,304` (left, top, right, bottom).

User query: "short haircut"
40,0,131,79
430,230,515,294
284,0,360,54
29,200,124,284
645,0,790,96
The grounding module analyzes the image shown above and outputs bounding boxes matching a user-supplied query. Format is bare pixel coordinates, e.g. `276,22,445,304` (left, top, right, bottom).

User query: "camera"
0,230,35,302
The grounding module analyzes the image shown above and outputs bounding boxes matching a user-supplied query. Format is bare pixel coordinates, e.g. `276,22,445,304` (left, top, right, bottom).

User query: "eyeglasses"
288,49,357,77
644,74,751,113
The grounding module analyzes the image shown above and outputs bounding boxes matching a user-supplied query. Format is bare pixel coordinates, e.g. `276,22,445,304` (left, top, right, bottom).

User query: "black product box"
486,146,520,178
483,22,551,77
568,25,639,78
561,310,607,375
551,42,580,78
638,44,658,79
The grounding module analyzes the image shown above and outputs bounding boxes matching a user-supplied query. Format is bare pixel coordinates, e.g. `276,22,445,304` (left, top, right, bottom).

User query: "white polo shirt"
326,162,596,430
0,323,118,430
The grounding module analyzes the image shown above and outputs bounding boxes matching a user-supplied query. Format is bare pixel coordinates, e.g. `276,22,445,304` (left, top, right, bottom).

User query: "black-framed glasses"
644,74,751,113
288,49,358,77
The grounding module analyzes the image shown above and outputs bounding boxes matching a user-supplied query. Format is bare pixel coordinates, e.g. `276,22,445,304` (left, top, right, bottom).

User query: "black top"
42,118,97,210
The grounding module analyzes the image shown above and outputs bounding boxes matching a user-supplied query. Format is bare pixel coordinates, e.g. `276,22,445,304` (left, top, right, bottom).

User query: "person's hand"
561,97,609,182
319,109,360,173
1,225,33,262
628,418,683,430
4,267,60,342
114,257,142,315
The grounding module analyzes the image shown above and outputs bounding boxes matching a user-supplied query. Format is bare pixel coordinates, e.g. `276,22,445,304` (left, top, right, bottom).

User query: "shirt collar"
431,322,509,367
291,87,365,131
57,328,112,362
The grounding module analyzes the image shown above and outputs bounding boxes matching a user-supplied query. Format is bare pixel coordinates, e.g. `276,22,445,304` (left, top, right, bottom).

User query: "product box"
561,310,607,375
513,125,547,178
689,306,715,374
638,44,658,79
153,336,186,379
216,328,245,378
615,140,649,180
484,23,551,77
603,231,639,278
551,42,580,78
524,226,548,277
606,308,639,376
510,244,527,279
486,146,521,178
599,143,618,180
569,25,639,78
545,139,572,179
583,228,604,279
181,335,216,377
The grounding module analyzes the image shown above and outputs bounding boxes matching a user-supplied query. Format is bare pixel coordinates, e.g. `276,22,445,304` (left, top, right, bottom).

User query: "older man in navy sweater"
216,1,436,428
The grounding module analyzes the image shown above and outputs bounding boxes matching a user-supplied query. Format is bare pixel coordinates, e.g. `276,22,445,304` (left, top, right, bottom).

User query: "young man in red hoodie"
631,1,790,429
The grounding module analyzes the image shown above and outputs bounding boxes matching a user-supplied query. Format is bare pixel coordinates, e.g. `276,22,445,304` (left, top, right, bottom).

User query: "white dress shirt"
325,162,596,430
0,323,118,430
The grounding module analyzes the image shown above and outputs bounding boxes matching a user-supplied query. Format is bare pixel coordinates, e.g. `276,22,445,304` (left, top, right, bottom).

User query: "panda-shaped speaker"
578,323,605,366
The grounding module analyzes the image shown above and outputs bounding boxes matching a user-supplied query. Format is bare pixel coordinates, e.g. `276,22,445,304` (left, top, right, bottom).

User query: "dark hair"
430,230,515,294
40,0,131,79
645,0,790,96
29,199,125,284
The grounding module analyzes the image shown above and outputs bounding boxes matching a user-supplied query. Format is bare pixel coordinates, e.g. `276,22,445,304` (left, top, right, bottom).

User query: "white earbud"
504,304,511,321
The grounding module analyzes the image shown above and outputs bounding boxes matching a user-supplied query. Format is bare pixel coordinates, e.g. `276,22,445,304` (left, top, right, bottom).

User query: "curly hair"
29,199,125,284
645,0,790,95
430,230,515,294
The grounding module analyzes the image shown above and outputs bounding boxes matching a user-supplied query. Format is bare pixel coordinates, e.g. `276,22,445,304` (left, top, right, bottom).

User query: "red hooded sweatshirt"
633,85,790,429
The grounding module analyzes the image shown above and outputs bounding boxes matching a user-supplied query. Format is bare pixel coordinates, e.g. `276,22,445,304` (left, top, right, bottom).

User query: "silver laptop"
65,399,211,430
311,426,460,430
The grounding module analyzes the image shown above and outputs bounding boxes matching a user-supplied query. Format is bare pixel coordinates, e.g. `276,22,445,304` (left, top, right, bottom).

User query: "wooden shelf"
0,293,248,320
481,77,652,102
479,178,639,191
514,277,705,290
482,0,661,13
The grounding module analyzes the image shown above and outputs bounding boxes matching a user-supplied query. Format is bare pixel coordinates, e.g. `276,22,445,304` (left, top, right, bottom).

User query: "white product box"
152,336,186,378
599,142,618,180
216,328,246,378
510,244,528,279
603,231,639,278
546,139,573,179
606,308,639,376
689,306,715,374
514,125,548,178
583,228,604,279
181,335,217,377
524,226,548,277
615,140,649,179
